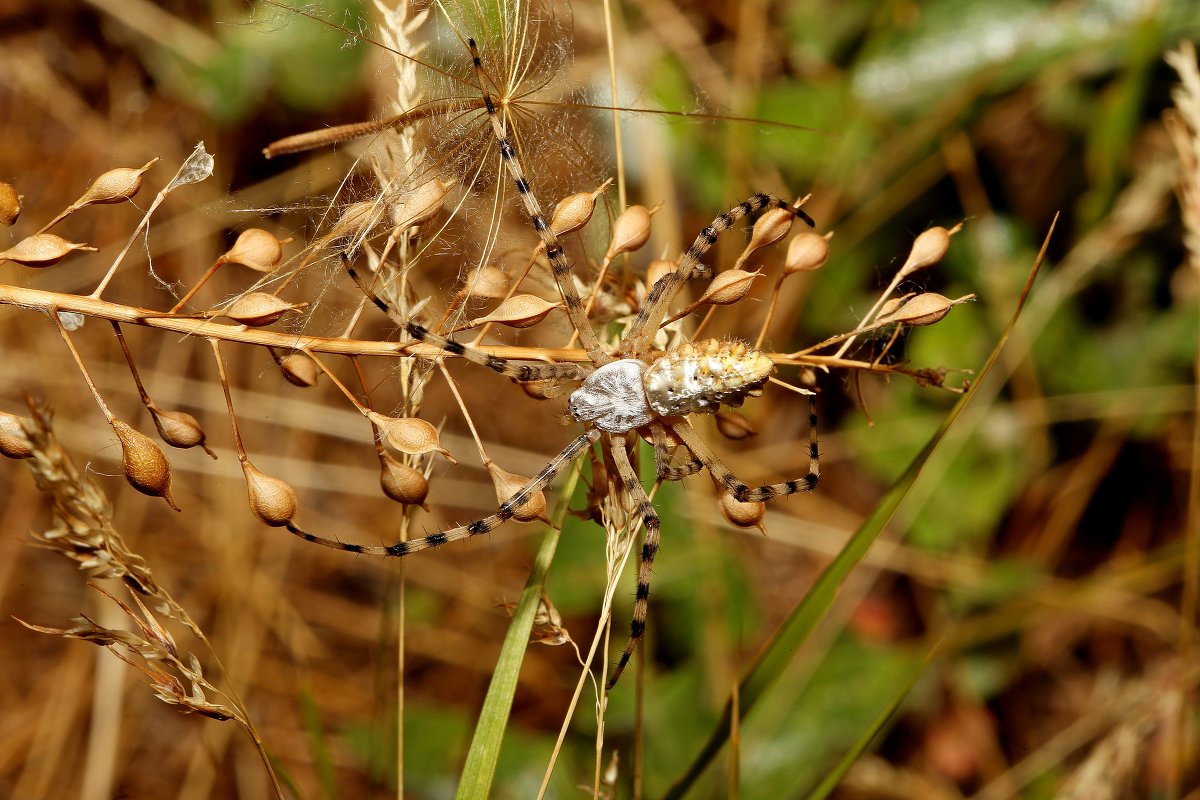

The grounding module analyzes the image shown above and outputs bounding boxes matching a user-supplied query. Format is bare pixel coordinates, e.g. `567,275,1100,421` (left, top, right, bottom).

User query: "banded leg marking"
607,433,661,690
467,38,612,368
342,253,581,382
650,421,702,481
668,395,819,503
283,429,599,556
622,194,815,357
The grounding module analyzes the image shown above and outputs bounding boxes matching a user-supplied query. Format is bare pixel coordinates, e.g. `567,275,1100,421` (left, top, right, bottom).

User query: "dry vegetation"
1,1,1198,799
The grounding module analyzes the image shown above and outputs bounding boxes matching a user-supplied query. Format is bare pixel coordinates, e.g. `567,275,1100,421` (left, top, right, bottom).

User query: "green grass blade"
806,641,943,800
453,467,581,800
662,223,1053,800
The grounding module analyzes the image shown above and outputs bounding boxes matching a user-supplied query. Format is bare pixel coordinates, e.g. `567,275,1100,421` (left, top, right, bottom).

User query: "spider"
282,37,821,689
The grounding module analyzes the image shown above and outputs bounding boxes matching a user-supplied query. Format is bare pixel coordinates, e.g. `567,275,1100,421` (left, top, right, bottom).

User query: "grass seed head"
222,228,286,273
0,411,34,458
378,451,430,509
241,461,298,527
111,419,179,511
0,180,20,226
0,233,97,267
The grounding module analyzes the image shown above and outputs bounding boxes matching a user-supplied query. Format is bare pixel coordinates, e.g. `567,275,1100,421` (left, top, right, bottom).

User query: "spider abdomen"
643,339,773,417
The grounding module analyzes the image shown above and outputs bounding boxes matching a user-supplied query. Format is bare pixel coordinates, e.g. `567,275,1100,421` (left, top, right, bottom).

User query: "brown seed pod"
485,460,548,523
605,204,657,260
877,292,970,327
223,293,306,326
714,411,757,440
391,178,454,231
461,265,511,300
279,353,319,387
74,158,157,207
736,207,794,268
784,232,829,274
463,294,560,329
223,228,286,273
379,451,430,509
111,420,179,511
331,201,377,241
550,177,613,236
369,412,455,462
0,234,97,267
0,411,33,459
718,491,766,534
699,269,760,306
897,225,956,279
242,462,298,527
148,405,215,458
0,181,21,226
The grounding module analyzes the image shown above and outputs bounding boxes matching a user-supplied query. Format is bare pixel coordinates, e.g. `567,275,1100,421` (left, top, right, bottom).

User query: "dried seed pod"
736,207,794,267
148,406,215,458
461,265,511,300
645,258,676,289
0,181,21,226
74,158,157,207
464,294,560,329
223,293,306,326
330,201,376,241
897,225,956,279
876,293,915,321
877,293,965,327
784,232,829,274
550,177,612,236
391,178,454,231
0,411,33,459
604,204,656,260
369,412,455,462
718,491,766,534
223,228,286,273
715,411,757,440
0,233,97,267
111,420,179,511
279,353,319,387
485,459,548,523
700,269,760,306
378,451,430,509
242,462,298,527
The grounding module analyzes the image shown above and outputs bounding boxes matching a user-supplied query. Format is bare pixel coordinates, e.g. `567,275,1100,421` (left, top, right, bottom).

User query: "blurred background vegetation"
1,0,1198,798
